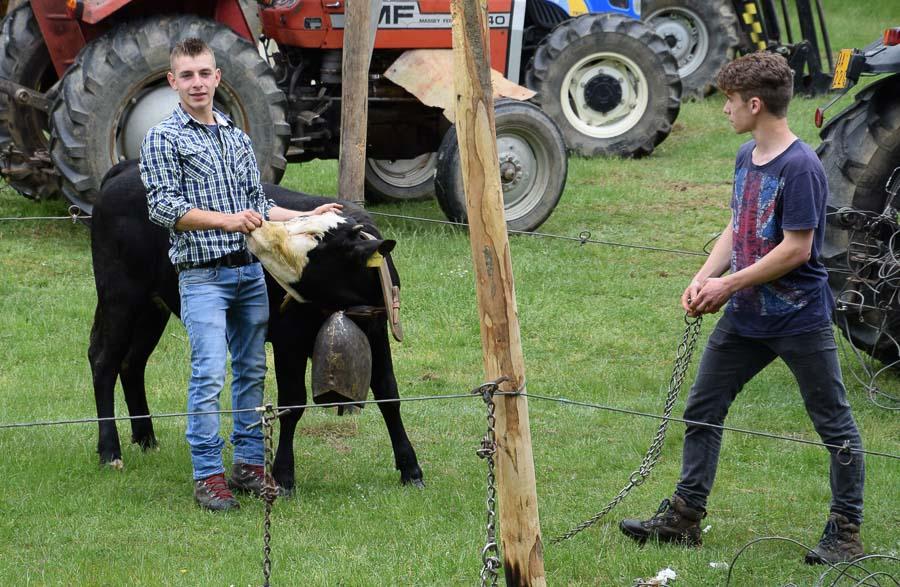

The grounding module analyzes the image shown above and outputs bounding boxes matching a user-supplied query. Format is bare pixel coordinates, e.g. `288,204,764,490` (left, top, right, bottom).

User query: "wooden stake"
450,1,546,585
338,1,378,205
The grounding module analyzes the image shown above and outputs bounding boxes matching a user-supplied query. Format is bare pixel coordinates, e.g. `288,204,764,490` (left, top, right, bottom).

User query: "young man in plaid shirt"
140,38,341,511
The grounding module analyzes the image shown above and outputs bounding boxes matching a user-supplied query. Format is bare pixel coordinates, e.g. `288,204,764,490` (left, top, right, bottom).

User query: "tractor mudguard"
30,0,257,76
818,74,897,139
384,49,535,123
543,0,639,19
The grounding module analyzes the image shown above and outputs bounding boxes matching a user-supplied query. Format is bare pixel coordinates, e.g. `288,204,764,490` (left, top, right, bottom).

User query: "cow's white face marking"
247,212,347,302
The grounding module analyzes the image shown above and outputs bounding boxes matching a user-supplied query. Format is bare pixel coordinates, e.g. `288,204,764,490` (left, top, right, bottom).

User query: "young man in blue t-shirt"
619,52,865,564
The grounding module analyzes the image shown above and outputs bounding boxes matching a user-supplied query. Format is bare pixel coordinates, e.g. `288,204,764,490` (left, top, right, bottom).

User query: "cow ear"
356,238,393,267
378,239,396,255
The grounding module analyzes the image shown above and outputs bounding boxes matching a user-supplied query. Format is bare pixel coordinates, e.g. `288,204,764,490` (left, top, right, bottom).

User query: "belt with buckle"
177,249,255,273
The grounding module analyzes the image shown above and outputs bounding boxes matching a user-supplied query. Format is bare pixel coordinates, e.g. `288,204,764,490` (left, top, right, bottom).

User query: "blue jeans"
179,263,269,480
676,315,865,524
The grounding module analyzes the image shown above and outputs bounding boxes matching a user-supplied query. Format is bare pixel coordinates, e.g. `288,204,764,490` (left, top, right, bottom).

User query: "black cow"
88,160,423,492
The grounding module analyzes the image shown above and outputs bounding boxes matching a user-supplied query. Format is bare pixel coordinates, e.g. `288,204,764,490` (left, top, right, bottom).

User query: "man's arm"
140,129,193,230
690,227,813,315
681,217,734,314
267,203,343,221
174,208,263,233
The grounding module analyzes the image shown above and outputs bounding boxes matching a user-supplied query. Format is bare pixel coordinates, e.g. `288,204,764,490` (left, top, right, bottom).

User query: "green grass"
1,2,898,585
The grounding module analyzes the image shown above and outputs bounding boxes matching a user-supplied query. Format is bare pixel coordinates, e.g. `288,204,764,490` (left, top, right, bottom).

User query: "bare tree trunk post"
450,1,546,585
338,0,374,205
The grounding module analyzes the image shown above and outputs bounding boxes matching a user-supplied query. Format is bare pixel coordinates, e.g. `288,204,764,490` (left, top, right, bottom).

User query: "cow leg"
271,341,309,495
120,301,170,451
368,323,424,488
88,302,137,468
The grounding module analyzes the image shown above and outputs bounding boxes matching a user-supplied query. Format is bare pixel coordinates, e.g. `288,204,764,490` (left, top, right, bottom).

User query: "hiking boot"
619,495,705,546
804,513,864,565
194,473,240,511
228,463,266,497
230,462,289,498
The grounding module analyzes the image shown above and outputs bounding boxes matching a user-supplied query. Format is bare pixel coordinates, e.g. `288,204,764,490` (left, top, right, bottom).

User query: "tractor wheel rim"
560,52,649,139
496,125,547,220
646,6,710,78
368,153,437,188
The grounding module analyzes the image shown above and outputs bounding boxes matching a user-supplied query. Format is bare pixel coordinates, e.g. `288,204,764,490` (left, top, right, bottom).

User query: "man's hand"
681,280,703,316
220,210,263,234
309,202,343,216
690,277,734,315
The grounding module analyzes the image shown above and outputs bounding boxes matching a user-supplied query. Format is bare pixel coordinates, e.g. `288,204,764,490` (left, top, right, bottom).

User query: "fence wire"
367,210,709,257
2,389,897,461
0,207,709,257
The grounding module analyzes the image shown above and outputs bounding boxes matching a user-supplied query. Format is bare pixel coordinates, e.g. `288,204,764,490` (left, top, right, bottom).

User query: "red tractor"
0,0,682,231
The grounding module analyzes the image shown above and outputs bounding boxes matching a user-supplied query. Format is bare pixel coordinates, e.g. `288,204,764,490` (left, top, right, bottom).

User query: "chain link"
473,377,508,587
551,315,703,544
260,403,280,587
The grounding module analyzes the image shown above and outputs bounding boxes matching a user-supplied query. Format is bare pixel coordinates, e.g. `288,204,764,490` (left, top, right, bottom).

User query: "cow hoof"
103,459,125,471
402,476,425,489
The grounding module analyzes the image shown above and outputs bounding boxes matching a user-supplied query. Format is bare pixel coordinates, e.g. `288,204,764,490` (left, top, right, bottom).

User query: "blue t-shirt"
723,139,834,337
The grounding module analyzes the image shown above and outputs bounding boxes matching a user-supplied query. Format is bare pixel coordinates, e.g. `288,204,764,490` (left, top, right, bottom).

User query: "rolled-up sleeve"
240,133,276,219
140,128,194,229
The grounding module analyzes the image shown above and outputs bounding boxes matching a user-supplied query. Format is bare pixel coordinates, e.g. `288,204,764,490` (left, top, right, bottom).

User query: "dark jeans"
675,315,865,524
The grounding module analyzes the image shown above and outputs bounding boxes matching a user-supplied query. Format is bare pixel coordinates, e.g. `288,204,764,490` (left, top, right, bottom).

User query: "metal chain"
473,377,508,587
551,315,703,544
260,403,279,587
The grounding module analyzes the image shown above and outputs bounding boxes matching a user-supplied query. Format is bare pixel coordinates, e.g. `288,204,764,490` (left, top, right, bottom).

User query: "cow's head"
248,213,396,309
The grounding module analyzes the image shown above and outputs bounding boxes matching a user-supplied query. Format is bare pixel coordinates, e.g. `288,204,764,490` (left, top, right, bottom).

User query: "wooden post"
450,1,546,585
338,0,379,205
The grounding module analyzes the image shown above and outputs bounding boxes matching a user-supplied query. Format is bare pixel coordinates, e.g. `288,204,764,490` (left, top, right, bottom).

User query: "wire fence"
3,389,897,458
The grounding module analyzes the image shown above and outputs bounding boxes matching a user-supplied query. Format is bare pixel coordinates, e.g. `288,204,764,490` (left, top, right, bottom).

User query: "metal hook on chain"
480,542,501,587
837,439,855,466
472,376,509,403
578,230,591,246
67,205,83,224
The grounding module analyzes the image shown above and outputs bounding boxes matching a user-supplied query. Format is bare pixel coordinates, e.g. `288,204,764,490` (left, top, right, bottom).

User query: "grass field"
1,3,898,585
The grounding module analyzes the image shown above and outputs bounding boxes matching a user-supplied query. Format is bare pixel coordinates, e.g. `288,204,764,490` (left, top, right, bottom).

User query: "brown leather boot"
194,473,240,511
620,495,706,546
805,513,864,565
228,463,267,497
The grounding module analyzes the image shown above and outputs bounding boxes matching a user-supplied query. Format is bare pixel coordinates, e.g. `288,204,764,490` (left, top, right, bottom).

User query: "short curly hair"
170,37,215,71
716,51,793,118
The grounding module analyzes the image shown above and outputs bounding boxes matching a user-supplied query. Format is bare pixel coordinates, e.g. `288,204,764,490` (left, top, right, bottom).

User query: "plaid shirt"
140,105,276,266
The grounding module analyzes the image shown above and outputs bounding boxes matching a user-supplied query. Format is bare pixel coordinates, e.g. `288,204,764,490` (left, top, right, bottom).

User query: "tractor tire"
0,4,60,200
364,154,436,203
642,0,739,100
434,100,567,233
0,0,26,19
817,76,900,365
49,15,289,211
525,13,681,158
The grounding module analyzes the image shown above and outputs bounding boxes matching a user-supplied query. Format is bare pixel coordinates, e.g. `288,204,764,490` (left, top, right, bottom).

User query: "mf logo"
373,1,510,29
379,3,417,25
